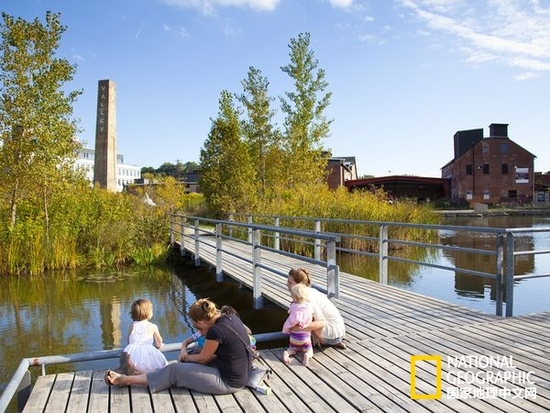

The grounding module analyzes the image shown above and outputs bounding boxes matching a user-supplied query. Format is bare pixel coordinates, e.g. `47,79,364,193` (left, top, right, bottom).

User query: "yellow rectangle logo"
410,355,442,399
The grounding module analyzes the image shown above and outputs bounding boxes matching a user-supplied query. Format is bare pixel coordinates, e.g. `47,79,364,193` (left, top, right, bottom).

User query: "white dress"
123,320,167,372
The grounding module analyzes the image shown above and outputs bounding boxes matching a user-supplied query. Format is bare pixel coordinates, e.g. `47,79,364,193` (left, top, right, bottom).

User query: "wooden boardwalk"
19,237,550,412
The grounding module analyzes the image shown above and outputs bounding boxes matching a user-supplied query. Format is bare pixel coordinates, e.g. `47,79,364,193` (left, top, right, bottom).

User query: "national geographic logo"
410,355,442,399
410,354,537,400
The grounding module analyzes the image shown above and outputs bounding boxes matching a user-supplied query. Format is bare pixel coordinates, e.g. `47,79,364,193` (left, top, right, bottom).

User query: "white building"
75,147,141,192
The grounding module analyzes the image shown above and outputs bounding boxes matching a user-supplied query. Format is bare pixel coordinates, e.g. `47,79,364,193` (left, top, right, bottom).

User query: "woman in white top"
287,268,346,349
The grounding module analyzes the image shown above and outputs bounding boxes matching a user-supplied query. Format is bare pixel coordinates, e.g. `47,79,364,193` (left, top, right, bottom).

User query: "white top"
123,320,167,372
309,288,346,340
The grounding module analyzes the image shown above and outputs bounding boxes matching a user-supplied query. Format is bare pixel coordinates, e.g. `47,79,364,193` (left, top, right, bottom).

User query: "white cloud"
399,0,550,79
160,0,280,14
330,0,354,9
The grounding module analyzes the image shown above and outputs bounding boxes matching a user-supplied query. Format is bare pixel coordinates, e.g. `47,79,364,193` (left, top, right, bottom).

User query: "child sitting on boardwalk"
282,284,314,366
118,298,168,374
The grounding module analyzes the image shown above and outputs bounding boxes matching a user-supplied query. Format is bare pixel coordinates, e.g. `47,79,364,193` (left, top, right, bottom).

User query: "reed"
228,184,439,256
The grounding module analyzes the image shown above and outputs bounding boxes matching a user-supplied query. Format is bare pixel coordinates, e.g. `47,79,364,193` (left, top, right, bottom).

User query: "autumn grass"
0,185,181,276
230,184,439,255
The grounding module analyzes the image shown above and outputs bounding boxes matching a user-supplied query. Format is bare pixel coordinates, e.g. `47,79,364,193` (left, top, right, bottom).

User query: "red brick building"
441,123,536,207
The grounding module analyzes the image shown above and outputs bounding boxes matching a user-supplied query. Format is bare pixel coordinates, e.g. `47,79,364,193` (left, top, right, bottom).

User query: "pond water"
2,215,549,411
0,255,288,411
338,214,550,316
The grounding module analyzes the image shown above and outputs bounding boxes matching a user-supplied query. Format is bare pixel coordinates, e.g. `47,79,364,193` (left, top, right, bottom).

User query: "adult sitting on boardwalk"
105,298,252,394
287,268,347,349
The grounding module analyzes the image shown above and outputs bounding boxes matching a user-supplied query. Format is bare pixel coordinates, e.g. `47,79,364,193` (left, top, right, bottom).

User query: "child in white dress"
119,298,167,374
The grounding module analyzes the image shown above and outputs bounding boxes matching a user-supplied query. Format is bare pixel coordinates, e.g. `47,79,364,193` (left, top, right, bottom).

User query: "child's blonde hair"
290,283,310,304
130,298,153,321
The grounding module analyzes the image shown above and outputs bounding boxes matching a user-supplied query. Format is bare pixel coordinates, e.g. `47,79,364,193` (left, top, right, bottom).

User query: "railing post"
495,233,504,316
248,215,253,244
314,220,321,261
379,224,389,284
505,232,515,317
194,218,201,267
170,215,175,245
274,217,280,250
228,214,234,238
252,228,264,309
216,223,223,282
326,238,339,298
180,215,186,256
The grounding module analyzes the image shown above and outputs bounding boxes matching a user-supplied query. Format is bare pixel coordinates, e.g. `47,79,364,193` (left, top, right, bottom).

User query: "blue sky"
4,0,549,177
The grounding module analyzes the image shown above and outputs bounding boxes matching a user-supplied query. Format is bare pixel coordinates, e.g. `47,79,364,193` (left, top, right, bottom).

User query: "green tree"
199,90,254,216
238,66,283,201
0,12,81,230
280,32,332,188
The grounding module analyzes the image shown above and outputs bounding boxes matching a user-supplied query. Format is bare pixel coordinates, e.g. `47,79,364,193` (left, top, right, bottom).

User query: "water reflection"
338,215,550,316
0,256,288,402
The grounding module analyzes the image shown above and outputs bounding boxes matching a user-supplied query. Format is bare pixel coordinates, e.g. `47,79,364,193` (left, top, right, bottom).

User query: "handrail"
170,214,341,303
0,332,286,413
171,213,550,318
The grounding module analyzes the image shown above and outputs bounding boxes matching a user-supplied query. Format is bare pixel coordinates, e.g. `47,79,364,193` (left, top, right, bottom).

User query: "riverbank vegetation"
0,14,435,275
0,13,198,275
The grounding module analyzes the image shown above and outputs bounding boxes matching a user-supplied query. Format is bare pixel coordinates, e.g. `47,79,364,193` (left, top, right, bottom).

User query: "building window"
501,164,508,174
483,144,489,154
508,190,517,199
501,143,509,154
466,164,473,175
482,164,489,174
483,190,490,200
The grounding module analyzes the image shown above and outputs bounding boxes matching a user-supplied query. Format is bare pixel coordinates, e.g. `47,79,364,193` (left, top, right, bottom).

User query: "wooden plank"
43,372,73,413
88,370,110,413
190,392,221,412
233,388,272,413
170,387,198,413
109,380,131,413
130,384,153,413
260,350,335,412
65,370,92,413
260,349,359,412
21,374,55,413
212,393,244,412
150,389,177,413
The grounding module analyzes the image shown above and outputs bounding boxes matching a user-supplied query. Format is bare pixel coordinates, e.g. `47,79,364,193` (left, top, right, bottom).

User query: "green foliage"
0,11,82,230
0,182,178,275
200,90,255,216
238,66,284,200
280,32,332,187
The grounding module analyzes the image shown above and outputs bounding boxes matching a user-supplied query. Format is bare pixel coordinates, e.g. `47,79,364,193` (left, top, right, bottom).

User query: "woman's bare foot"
105,370,129,386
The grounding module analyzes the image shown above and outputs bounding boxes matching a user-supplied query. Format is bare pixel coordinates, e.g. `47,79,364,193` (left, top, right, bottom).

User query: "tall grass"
230,184,439,255
0,182,188,276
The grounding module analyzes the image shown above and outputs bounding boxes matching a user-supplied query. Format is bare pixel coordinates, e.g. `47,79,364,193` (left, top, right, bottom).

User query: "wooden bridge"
6,218,550,412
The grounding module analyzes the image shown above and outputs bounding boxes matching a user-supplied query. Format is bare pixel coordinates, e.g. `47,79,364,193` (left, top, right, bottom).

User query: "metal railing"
170,215,341,308
0,332,285,413
171,213,550,318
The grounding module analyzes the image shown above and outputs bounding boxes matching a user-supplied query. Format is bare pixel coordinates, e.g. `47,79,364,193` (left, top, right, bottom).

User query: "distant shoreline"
436,207,550,217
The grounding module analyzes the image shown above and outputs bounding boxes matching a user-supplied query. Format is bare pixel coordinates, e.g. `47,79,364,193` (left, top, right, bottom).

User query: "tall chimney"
94,80,117,191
